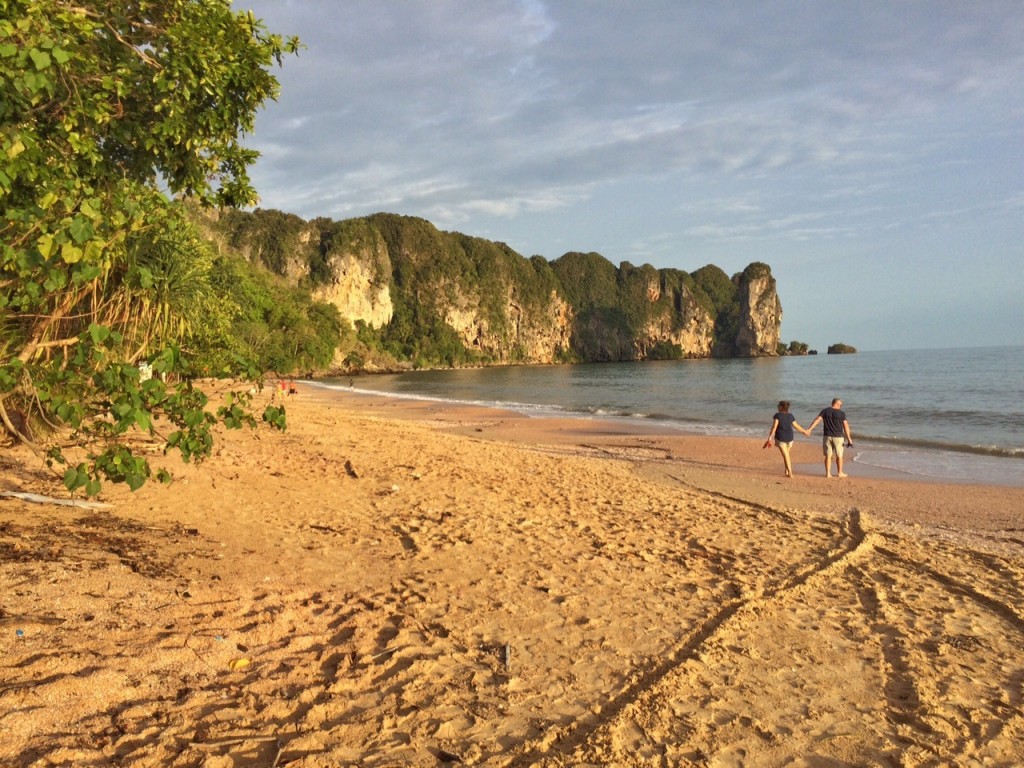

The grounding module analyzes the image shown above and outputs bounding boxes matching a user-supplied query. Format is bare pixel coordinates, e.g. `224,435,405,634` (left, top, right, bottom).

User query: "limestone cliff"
204,209,783,368
735,263,783,356
311,252,393,330
636,300,715,359
309,223,394,330
442,287,574,364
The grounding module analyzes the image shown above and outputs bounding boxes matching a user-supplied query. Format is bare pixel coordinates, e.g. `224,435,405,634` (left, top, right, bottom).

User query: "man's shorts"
823,436,845,458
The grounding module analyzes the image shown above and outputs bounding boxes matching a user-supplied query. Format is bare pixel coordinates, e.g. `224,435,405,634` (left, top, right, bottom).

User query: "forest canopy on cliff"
204,208,780,368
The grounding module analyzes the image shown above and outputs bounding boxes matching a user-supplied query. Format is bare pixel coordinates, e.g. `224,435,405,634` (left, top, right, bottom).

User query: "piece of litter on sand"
1,491,112,509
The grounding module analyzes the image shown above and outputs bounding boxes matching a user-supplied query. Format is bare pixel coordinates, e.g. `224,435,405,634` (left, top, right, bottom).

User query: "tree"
0,0,300,494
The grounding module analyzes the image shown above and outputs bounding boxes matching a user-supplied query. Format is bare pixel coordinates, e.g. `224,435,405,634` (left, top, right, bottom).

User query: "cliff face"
312,251,394,330
636,301,715,359
735,264,782,356
442,288,574,364
208,209,782,368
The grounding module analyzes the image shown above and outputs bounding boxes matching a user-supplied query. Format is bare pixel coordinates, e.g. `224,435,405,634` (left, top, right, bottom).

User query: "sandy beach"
2,384,1023,767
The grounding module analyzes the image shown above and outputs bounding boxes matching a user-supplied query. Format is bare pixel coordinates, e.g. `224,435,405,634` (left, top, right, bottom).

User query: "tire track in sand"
498,506,876,767
857,542,1024,762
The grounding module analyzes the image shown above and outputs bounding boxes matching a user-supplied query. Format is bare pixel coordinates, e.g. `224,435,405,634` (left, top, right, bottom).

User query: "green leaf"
60,241,83,263
29,48,52,70
37,233,55,258
69,216,94,244
63,465,89,492
88,323,110,344
262,405,287,431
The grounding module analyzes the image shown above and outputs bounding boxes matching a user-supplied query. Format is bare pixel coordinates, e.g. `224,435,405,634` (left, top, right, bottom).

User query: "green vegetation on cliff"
549,255,706,361
203,254,346,375
204,209,781,369
368,214,564,367
691,265,740,356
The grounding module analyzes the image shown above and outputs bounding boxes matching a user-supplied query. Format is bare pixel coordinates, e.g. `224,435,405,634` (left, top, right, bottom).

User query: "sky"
237,1,1024,352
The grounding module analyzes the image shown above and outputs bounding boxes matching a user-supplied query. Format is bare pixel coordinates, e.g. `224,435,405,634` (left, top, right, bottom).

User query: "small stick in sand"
188,734,278,748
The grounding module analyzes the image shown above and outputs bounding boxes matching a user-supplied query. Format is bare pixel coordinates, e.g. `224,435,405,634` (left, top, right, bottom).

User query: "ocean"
318,345,1024,487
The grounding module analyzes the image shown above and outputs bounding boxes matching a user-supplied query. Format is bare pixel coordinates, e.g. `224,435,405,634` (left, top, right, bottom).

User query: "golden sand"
2,385,1023,766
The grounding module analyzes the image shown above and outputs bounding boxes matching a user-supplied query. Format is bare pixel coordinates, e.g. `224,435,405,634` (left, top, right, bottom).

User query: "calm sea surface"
317,346,1024,487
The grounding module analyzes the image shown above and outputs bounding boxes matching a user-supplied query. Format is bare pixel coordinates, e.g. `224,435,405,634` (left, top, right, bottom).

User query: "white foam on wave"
854,448,1024,487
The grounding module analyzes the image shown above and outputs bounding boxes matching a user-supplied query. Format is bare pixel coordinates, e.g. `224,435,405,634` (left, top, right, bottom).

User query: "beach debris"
15,629,24,638
309,523,344,535
503,642,512,670
0,614,65,627
943,633,983,652
435,747,463,763
344,459,359,478
189,734,278,749
0,491,112,510
271,741,285,768
227,658,251,671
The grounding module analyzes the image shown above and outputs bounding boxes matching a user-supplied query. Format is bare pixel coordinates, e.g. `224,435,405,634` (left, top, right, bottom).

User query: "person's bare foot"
837,472,848,478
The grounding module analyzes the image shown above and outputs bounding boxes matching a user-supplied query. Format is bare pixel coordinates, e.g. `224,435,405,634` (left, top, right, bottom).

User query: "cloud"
251,3,1015,218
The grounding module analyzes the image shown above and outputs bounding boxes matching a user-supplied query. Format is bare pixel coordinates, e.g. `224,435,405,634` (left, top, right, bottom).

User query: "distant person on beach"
807,398,854,478
765,400,811,478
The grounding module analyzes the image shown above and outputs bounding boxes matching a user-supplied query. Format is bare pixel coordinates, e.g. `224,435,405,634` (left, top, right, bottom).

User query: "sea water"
318,345,1024,487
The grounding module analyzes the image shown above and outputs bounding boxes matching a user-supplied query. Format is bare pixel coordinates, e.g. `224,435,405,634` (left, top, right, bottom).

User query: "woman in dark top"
765,400,810,478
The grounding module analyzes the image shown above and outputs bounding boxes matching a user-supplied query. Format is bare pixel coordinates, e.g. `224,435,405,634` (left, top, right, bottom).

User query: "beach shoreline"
300,385,1024,543
309,375,1024,490
2,384,1023,766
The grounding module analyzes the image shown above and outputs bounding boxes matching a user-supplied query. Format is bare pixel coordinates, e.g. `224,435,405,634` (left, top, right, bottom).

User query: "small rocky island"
827,343,858,354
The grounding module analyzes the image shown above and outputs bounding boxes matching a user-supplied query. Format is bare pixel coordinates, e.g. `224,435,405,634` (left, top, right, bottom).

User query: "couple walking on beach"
766,398,854,479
